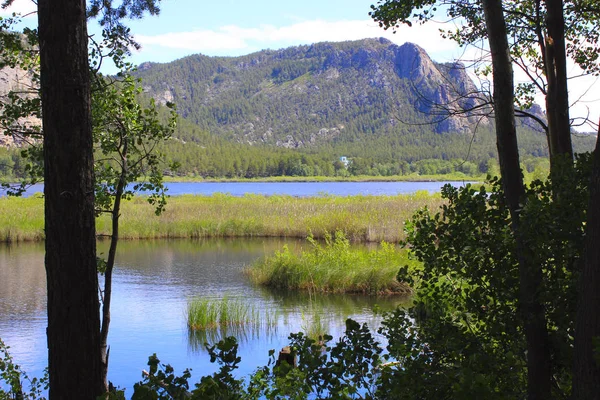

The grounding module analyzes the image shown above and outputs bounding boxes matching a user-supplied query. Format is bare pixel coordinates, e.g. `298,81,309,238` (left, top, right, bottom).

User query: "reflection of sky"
0,238,408,395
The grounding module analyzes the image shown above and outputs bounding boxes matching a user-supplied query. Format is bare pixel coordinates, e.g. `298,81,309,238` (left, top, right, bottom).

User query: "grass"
0,192,445,243
186,296,279,351
186,296,278,330
164,173,484,183
245,232,419,295
0,194,45,242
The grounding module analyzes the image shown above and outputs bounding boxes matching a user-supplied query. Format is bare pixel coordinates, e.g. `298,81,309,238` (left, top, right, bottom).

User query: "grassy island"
245,233,418,295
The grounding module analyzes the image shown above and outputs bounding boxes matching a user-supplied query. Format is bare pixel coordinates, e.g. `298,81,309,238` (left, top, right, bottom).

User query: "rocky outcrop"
132,38,502,146
0,65,40,147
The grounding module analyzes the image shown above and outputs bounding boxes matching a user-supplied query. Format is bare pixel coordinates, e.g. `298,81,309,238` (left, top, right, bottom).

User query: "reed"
186,296,277,331
0,195,45,242
245,232,418,295
1,192,445,243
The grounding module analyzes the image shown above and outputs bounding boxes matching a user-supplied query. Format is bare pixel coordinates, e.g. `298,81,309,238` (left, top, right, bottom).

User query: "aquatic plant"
186,296,277,331
245,232,418,295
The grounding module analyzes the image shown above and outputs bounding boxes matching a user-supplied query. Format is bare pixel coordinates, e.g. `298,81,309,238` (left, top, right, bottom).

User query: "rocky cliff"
135,38,493,148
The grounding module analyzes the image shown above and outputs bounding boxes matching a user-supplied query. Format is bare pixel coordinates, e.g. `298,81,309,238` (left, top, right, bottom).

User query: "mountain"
135,38,496,149
2,38,595,179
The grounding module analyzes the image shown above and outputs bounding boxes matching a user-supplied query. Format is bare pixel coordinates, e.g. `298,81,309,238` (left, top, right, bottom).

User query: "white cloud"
134,19,457,61
0,0,36,17
126,17,600,131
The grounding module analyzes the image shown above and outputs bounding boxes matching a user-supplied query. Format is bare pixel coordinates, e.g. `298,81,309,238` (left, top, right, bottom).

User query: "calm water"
17,180,472,197
0,239,407,394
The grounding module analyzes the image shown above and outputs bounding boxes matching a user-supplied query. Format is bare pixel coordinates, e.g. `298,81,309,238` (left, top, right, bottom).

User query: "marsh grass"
186,296,278,331
245,232,418,295
0,195,45,242
186,296,280,352
1,192,444,243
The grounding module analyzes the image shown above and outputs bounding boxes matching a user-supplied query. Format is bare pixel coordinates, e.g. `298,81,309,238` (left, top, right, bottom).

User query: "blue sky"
1,0,462,68
2,0,598,129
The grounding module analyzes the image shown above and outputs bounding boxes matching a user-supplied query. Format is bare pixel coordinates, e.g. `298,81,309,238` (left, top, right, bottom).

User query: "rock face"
135,38,493,147
0,65,39,147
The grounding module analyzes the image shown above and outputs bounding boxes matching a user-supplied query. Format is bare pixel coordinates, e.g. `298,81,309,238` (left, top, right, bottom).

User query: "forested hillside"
134,37,594,178
1,38,596,180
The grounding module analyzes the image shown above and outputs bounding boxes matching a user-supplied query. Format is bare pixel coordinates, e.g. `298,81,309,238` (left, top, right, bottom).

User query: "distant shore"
161,173,484,183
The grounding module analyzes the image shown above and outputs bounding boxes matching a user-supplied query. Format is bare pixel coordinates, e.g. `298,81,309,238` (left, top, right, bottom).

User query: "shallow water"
0,238,408,394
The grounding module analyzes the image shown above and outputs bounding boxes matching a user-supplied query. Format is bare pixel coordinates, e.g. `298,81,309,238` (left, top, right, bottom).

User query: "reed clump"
245,232,418,295
186,296,277,331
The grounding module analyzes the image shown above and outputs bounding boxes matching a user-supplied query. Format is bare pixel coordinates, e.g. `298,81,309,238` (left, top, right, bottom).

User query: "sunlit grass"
0,195,45,242
245,232,418,295
0,192,445,243
186,296,278,331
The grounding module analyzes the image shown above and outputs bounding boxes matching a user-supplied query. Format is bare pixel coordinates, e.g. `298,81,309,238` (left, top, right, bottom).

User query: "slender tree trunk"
545,0,574,161
481,0,552,398
573,124,600,399
100,140,128,390
38,0,103,398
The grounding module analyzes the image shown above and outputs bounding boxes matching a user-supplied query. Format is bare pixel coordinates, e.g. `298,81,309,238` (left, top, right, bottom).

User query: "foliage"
0,338,48,400
132,319,383,400
387,158,590,398
92,72,177,217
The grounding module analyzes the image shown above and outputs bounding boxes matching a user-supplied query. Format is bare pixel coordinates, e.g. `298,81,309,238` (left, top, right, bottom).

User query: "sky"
2,0,599,131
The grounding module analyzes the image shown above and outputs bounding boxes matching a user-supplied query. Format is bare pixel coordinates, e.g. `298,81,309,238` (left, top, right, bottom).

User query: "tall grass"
186,296,278,330
1,192,444,243
245,232,418,295
186,296,279,352
0,195,45,242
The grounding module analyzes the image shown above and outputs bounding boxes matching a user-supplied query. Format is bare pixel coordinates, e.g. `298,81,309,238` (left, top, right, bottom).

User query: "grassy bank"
245,233,418,295
0,192,444,243
164,173,482,183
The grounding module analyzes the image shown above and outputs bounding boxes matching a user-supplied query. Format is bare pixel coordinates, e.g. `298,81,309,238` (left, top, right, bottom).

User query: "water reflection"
0,238,409,392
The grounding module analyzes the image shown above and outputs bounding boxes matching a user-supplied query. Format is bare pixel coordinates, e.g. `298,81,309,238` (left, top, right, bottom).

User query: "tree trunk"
545,0,574,161
481,0,552,398
100,140,128,390
573,125,600,399
38,0,104,398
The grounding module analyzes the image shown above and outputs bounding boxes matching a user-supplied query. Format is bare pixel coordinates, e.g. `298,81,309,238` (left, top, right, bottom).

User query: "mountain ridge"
135,38,496,148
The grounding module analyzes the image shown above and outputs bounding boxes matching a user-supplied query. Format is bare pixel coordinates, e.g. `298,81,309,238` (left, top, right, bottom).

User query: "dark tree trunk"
573,126,600,399
38,0,103,398
545,0,574,161
481,0,552,398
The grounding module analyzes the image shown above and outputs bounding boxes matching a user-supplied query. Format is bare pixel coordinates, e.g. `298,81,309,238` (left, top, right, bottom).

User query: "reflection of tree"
187,323,279,354
0,243,45,316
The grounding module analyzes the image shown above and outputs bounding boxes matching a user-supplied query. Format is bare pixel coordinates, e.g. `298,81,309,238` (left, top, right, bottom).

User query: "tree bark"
481,0,552,398
38,0,104,398
544,0,574,161
573,125,600,399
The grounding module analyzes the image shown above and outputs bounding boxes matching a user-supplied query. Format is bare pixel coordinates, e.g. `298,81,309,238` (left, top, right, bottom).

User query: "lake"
0,238,408,395
16,180,473,197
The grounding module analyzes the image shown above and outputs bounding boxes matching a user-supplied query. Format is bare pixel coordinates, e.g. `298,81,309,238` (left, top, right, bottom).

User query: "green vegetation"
0,192,444,243
0,194,44,242
186,296,277,331
245,233,417,295
186,296,279,353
